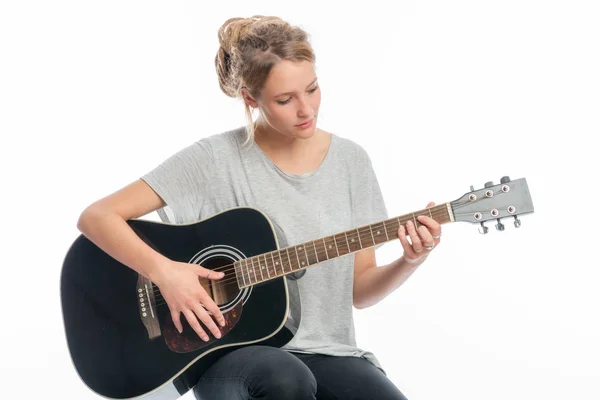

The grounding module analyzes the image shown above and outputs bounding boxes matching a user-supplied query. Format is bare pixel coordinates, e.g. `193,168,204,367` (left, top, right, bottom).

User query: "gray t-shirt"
140,126,389,369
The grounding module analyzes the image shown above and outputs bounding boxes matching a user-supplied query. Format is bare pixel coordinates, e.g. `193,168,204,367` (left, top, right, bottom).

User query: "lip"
295,119,314,128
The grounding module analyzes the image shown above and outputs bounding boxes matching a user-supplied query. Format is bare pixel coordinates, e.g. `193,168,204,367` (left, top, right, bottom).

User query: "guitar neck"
234,203,455,288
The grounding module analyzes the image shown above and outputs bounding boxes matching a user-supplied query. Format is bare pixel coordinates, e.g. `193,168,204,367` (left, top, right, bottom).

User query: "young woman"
77,15,442,400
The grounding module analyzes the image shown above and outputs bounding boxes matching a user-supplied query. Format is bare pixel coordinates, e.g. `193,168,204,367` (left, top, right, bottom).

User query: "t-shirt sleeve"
352,149,389,250
140,139,214,224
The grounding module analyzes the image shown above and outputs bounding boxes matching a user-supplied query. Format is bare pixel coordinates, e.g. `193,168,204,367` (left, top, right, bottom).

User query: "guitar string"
146,207,451,294
148,202,510,298
149,208,516,307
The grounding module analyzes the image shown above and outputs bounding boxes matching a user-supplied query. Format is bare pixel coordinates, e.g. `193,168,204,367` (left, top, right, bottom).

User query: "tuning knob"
514,215,521,228
501,176,511,184
484,181,494,188
496,218,505,231
479,221,489,234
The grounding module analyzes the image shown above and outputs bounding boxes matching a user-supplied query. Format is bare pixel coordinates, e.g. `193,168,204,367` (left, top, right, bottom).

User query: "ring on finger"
433,233,441,239
206,270,211,279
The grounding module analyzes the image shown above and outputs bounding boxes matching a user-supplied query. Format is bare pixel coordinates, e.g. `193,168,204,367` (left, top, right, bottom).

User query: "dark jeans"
193,345,408,400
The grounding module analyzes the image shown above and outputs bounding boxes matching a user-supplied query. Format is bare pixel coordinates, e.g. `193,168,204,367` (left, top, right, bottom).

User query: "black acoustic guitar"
60,176,534,400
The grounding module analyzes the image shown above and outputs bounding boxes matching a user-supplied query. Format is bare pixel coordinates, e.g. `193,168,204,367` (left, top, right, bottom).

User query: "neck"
234,203,455,288
254,119,322,156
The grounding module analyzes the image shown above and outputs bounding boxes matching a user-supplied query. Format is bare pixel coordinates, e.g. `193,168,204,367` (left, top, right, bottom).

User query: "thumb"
426,201,436,208
200,268,225,279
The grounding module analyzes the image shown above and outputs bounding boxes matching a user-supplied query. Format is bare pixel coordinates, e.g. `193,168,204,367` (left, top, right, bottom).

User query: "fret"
242,259,249,287
332,235,340,257
334,233,349,256
281,248,292,274
263,254,270,279
265,252,277,279
264,254,272,279
312,241,320,263
429,208,433,219
234,261,242,288
382,220,390,240
286,247,300,272
272,251,283,275
359,227,374,247
305,241,319,265
356,228,363,248
372,222,386,245
368,225,376,246
346,229,361,253
295,245,307,269
257,255,265,281
250,257,258,284
322,238,331,259
412,212,417,228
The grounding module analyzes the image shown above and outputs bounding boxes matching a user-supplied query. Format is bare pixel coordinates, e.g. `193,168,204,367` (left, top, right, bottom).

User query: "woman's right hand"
152,260,226,341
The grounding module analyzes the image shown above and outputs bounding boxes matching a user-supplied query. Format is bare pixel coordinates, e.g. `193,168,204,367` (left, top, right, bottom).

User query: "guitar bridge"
136,275,161,339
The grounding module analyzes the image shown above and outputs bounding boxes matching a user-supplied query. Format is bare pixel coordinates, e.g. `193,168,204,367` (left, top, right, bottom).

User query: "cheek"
266,105,294,125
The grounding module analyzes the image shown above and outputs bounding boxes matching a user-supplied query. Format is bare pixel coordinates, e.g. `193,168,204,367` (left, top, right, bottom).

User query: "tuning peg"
513,215,521,228
501,176,511,184
496,218,505,231
478,221,489,234
484,181,494,188
470,185,475,191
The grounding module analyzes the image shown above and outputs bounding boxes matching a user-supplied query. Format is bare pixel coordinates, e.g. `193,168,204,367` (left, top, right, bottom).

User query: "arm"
353,205,442,309
77,179,171,282
352,247,426,309
76,179,226,339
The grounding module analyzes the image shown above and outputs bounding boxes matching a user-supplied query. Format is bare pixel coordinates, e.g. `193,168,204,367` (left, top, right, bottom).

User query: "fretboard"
234,203,454,288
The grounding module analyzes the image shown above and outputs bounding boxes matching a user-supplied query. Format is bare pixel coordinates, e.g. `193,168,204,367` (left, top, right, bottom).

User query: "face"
243,60,321,140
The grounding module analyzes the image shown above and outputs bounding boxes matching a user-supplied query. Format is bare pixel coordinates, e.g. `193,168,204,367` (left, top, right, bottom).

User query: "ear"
241,86,259,108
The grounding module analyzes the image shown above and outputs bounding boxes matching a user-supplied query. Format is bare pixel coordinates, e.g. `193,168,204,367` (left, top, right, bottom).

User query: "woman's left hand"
397,202,442,264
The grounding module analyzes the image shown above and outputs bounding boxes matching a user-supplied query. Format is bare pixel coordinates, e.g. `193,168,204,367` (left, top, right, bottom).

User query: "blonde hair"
214,15,316,146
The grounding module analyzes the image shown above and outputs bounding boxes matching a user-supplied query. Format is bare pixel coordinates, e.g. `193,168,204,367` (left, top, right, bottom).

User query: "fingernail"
215,332,221,339
220,320,226,327
220,272,225,277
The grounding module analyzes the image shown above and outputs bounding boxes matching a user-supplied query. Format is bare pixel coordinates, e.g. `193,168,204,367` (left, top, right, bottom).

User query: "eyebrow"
273,78,318,98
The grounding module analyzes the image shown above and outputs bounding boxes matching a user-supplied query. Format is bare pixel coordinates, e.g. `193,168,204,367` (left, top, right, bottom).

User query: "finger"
426,201,436,208
406,221,423,252
418,225,435,249
417,215,442,239
191,302,222,340
182,309,209,341
398,225,416,258
170,309,183,334
202,295,226,328
197,268,225,280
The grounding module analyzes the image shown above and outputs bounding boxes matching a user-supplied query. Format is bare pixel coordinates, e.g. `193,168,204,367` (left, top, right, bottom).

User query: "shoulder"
191,125,246,155
328,130,371,164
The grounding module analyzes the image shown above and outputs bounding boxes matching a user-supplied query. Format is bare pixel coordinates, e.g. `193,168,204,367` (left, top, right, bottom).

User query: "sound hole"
198,256,240,306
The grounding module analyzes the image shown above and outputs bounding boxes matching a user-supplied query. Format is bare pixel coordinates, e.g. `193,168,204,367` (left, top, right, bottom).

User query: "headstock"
451,176,534,234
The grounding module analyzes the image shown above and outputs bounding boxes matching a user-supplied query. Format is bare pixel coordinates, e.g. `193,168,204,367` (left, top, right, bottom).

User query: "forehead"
263,60,316,95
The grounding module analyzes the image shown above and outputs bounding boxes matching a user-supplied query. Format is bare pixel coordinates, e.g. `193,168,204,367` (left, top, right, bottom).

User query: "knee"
250,350,316,400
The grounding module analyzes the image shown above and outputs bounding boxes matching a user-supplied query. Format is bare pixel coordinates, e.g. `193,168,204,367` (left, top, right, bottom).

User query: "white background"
1,1,599,399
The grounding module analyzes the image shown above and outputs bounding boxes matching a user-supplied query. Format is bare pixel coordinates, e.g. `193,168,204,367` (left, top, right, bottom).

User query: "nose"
297,96,314,118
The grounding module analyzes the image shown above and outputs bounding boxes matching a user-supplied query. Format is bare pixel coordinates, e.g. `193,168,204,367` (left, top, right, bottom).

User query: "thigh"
293,354,408,400
193,345,317,400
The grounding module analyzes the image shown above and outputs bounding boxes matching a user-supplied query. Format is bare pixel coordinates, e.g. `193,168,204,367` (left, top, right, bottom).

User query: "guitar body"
60,207,294,400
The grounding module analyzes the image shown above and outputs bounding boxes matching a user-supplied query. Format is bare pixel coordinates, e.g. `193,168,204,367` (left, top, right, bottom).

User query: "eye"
276,85,319,106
